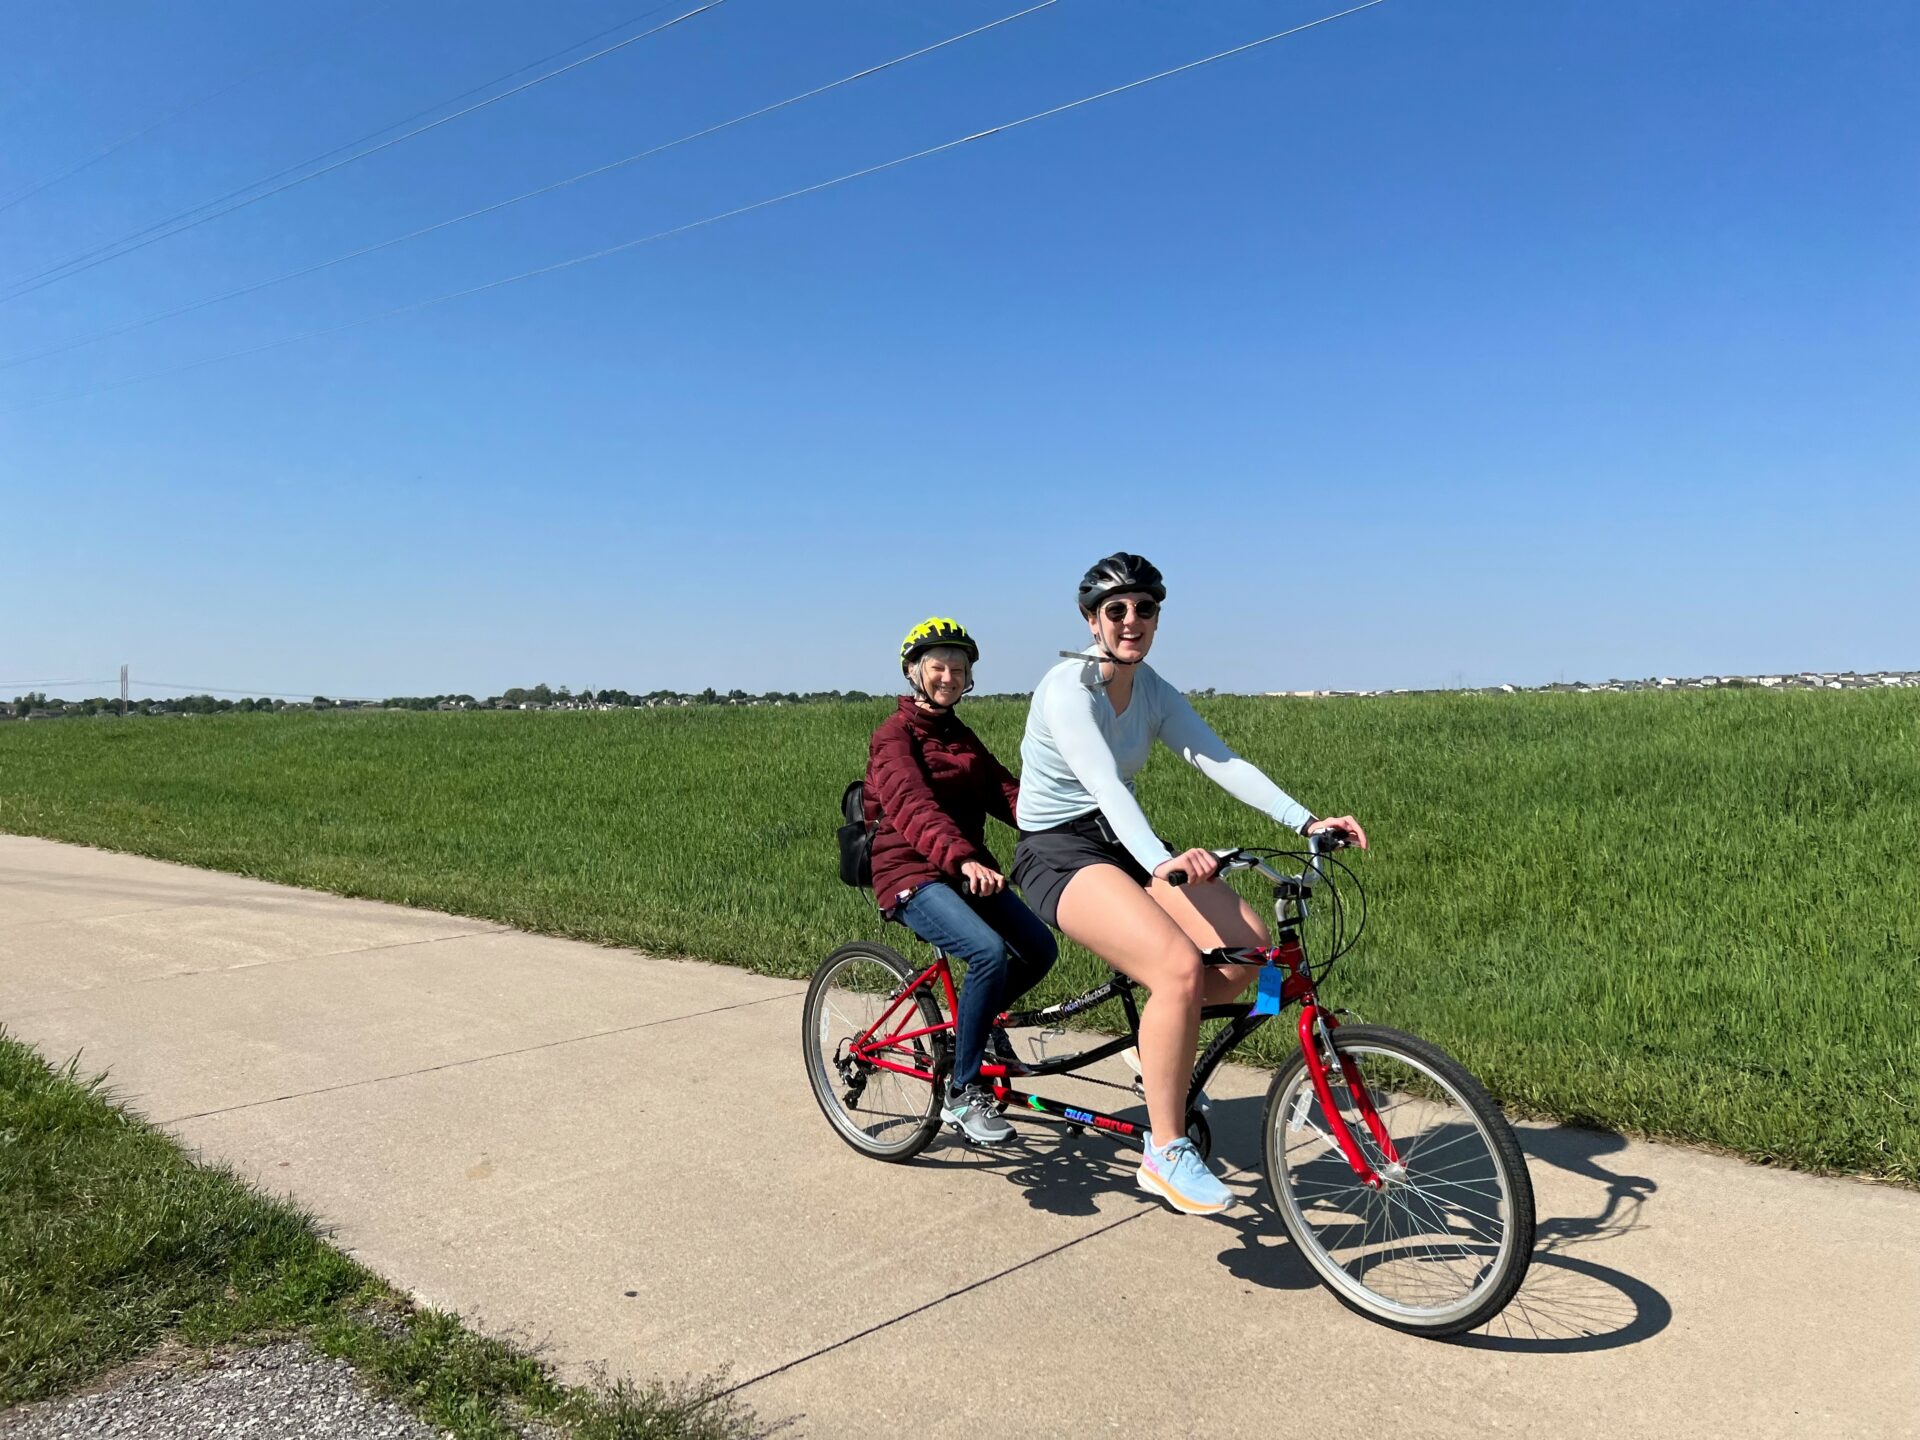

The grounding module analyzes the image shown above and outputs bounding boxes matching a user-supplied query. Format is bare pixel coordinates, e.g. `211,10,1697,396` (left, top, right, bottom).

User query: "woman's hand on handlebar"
959,861,1006,896
1306,815,1368,850
1155,847,1221,887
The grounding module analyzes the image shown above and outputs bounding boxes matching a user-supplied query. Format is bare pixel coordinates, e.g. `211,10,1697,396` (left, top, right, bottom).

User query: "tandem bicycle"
801,831,1536,1337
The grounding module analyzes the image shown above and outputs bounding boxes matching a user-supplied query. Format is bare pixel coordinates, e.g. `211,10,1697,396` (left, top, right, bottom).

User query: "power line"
14,0,1391,412
2,677,377,700
0,0,726,305
0,0,1061,373
0,0,709,300
0,3,382,218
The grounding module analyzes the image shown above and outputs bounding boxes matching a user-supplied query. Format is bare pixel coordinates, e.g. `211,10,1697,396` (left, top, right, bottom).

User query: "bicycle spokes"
1268,1030,1532,1332
806,946,945,1159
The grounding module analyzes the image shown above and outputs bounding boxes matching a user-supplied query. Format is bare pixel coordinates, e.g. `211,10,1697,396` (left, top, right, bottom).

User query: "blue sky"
3,0,1914,699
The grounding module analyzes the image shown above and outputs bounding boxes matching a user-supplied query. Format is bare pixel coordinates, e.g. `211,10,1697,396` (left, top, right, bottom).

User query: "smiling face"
913,647,972,708
1086,591,1159,664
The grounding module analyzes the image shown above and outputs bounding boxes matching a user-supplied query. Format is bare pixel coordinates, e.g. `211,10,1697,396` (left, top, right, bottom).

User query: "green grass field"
2,690,1915,1181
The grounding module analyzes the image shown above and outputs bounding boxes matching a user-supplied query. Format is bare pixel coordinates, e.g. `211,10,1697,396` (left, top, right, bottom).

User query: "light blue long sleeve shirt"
1015,655,1313,871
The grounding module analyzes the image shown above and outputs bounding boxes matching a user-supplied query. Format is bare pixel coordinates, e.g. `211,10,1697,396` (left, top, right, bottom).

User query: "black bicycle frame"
987,951,1281,1142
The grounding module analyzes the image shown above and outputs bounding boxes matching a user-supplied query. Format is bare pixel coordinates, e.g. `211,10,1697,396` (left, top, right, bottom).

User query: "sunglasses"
1101,599,1160,622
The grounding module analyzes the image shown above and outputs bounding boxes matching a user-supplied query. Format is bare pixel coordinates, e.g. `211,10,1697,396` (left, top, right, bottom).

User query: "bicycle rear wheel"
803,942,946,1162
1263,1023,1535,1337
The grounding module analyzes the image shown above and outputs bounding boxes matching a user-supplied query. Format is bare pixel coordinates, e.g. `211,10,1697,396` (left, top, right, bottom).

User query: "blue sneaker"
1137,1133,1234,1215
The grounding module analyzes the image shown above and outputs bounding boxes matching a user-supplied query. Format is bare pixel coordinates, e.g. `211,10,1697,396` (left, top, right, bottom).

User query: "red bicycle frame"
844,935,1401,1187
845,958,957,1084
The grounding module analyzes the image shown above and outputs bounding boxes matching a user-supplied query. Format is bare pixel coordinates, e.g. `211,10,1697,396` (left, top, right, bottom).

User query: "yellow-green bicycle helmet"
899,617,979,679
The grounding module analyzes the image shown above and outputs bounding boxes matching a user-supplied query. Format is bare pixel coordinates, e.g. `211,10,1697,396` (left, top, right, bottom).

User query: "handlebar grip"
1166,869,1189,887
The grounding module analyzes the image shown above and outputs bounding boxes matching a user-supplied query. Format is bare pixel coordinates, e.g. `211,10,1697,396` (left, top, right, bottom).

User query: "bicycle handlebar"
1165,827,1355,887
1162,831,1367,967
1163,847,1236,887
1165,847,1252,887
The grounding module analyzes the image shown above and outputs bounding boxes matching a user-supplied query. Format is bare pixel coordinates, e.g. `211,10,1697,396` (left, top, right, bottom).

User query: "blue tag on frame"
1249,963,1285,1016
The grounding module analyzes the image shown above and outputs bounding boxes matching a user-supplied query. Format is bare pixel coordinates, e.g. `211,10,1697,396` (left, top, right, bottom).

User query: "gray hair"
910,645,973,689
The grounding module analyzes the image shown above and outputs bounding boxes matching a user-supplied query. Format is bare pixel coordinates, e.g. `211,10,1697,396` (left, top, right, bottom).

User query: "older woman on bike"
1013,555,1366,1215
866,618,1058,1147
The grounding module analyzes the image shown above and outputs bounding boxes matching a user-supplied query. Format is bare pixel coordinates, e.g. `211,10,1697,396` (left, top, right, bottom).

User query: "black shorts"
1012,812,1155,930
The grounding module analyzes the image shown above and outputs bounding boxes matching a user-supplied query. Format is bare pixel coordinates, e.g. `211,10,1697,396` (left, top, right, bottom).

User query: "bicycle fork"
1295,1003,1401,1189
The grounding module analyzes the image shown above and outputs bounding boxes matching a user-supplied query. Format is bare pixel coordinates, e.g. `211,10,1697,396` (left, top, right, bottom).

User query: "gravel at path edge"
0,1342,440,1440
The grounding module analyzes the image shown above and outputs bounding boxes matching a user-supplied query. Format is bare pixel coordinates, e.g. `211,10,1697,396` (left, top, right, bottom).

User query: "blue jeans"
897,881,1058,1092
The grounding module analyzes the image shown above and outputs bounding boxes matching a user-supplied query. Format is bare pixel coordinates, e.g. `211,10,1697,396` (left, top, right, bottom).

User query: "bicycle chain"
1064,1071,1145,1096
1017,1027,1145,1095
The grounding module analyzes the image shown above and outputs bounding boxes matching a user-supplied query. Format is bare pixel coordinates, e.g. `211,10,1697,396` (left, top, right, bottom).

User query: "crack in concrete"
133,924,517,982
157,988,807,1125
0,901,200,933
720,1208,1152,1398
0,926,514,1017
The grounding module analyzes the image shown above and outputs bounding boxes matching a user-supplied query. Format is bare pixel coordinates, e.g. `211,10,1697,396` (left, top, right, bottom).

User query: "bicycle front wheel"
1263,1023,1535,1337
803,943,946,1163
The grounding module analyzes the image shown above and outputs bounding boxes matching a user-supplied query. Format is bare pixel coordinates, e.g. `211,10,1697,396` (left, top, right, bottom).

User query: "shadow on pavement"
915,1089,1675,1353
915,1119,1143,1222
1212,1093,1675,1352
1442,1123,1672,1352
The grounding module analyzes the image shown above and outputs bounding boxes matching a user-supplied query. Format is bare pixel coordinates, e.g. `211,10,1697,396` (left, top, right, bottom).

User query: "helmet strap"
1091,607,1143,677
906,654,955,711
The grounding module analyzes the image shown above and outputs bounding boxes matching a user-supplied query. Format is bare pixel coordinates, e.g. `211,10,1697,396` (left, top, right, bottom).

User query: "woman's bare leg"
1054,864,1205,1145
1149,875,1269,1004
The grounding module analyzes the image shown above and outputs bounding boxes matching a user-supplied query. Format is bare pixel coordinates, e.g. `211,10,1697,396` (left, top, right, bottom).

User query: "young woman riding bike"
865,618,1058,1147
1012,553,1366,1216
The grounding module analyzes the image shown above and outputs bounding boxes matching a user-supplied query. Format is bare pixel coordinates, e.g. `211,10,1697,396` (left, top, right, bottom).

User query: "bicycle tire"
1262,1023,1535,1337
803,942,945,1163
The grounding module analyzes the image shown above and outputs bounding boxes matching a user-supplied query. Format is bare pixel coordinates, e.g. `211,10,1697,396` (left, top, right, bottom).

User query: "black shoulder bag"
836,779,876,888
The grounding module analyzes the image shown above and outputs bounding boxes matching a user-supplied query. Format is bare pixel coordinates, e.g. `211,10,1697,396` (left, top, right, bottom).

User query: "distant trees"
500,684,557,708
4,680,929,723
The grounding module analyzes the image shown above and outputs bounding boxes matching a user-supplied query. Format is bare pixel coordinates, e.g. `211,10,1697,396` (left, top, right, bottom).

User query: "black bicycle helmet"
1076,552,1166,614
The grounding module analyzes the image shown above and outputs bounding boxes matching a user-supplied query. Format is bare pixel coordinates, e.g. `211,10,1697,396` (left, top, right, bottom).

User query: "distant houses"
6,669,1915,722
1261,670,1919,699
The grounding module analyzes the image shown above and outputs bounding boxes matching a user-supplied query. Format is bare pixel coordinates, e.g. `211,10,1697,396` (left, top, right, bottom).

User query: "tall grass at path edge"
0,689,1914,1182
0,1030,770,1433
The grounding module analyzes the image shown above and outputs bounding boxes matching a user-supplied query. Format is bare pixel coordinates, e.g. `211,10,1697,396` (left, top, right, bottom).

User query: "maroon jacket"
865,696,1020,911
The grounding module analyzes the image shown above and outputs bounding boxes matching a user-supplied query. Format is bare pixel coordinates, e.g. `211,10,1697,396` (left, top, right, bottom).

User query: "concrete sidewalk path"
3,834,1915,1438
